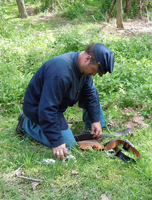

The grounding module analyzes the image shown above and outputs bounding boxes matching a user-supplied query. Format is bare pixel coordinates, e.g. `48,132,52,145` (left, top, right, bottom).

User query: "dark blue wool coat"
23,52,100,147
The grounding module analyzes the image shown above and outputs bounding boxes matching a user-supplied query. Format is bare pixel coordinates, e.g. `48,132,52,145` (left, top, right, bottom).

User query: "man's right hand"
53,143,68,159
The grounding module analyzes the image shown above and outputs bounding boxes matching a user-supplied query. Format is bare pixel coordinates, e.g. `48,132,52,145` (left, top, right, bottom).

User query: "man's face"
83,62,99,76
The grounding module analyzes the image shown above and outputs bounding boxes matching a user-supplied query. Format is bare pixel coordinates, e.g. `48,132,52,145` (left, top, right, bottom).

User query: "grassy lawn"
0,1,152,199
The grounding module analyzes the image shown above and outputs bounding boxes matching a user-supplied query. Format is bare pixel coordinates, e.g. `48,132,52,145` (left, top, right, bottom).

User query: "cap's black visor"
98,62,106,77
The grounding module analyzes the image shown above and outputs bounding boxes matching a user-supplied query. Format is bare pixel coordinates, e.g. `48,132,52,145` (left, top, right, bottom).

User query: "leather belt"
74,128,135,142
74,129,140,162
104,139,140,162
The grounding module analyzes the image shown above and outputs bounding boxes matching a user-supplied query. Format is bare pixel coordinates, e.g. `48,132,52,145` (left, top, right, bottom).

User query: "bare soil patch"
100,19,152,36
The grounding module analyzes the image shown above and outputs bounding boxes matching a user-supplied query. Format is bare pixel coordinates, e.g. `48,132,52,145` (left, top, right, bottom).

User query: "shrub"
62,1,85,20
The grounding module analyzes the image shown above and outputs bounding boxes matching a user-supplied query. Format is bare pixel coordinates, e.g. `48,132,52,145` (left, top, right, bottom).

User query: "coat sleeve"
38,71,70,147
80,76,100,123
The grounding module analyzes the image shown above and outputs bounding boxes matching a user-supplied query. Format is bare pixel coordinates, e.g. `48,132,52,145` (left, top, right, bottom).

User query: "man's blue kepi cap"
94,43,115,76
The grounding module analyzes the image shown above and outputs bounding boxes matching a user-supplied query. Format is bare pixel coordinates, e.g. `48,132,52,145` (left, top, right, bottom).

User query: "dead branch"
16,174,41,182
56,0,63,10
10,164,24,178
92,15,99,23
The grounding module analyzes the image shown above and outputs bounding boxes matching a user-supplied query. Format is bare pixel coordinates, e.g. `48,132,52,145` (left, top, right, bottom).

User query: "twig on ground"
92,15,98,23
10,164,24,178
16,175,41,182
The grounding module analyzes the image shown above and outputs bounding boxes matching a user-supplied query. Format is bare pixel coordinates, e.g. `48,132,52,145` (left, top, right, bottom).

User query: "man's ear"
85,55,91,63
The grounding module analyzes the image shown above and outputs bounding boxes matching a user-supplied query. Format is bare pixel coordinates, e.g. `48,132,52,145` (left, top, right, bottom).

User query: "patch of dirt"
108,107,150,129
122,107,149,128
100,19,152,36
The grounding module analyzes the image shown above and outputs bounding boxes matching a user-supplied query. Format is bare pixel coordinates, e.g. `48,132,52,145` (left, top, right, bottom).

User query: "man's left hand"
91,122,102,138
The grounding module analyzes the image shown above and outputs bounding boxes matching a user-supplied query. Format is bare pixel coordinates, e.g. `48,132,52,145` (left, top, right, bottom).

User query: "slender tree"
107,0,116,23
137,0,144,19
16,0,27,18
125,0,132,13
116,0,124,28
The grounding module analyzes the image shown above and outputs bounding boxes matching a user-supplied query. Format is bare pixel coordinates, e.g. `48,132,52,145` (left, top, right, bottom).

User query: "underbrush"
0,21,152,118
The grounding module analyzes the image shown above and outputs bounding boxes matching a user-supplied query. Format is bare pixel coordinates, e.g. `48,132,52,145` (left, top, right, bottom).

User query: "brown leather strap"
77,139,140,162
104,139,140,159
75,131,140,162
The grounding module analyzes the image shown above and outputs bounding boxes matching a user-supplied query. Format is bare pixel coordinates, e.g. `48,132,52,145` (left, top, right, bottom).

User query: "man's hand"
91,122,102,138
53,143,68,159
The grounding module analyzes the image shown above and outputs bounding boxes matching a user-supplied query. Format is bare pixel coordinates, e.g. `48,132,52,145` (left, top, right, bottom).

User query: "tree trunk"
125,0,132,13
16,0,27,18
107,0,116,23
56,0,63,10
116,0,124,28
137,0,144,19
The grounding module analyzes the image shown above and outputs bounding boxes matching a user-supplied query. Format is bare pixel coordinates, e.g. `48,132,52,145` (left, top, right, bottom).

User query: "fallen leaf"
127,121,135,128
72,170,78,175
107,120,117,126
122,107,134,116
84,191,89,199
100,193,112,200
32,182,40,190
133,116,145,123
21,172,25,176
139,121,149,128
127,107,136,112
147,113,152,119
16,170,23,176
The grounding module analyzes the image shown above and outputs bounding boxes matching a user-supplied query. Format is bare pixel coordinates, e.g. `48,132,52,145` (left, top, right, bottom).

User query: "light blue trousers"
22,104,105,148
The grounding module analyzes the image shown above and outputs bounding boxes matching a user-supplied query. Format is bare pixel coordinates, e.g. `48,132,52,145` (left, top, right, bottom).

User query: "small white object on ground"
42,149,76,163
62,154,76,162
43,158,56,163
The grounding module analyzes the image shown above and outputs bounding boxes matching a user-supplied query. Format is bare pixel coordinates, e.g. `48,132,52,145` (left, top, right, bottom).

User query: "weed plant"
0,1,152,200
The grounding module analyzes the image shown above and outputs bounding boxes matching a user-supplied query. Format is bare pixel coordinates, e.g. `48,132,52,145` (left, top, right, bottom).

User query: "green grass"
0,120,152,199
0,1,152,199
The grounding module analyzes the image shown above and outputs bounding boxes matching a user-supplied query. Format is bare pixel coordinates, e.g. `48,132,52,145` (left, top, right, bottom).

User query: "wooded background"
2,0,152,27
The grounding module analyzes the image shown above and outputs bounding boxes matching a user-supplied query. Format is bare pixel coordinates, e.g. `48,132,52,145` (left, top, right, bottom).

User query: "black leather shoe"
16,112,25,134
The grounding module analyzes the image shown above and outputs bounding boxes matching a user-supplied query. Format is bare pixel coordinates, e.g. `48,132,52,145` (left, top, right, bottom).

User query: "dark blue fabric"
82,102,106,130
22,103,105,148
22,117,76,148
23,52,100,147
94,43,114,74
